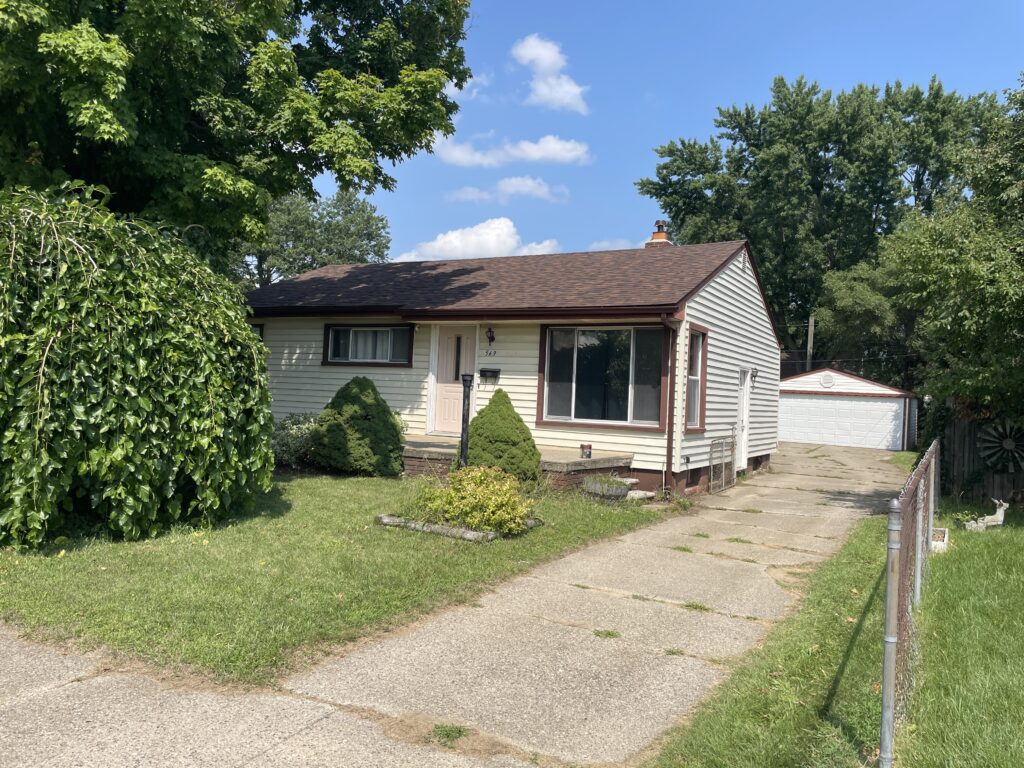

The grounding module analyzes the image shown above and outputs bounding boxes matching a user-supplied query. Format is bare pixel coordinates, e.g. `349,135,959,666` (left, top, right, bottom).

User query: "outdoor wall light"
751,367,760,385
486,326,496,346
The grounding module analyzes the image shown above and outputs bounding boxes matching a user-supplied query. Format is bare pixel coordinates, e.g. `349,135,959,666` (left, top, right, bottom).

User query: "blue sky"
315,0,1024,261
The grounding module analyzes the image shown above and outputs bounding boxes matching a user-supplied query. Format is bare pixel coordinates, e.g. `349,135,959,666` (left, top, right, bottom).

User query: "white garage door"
779,394,904,450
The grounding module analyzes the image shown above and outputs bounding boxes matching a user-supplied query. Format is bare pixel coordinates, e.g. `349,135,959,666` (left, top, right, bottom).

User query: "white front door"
433,326,477,434
736,369,752,468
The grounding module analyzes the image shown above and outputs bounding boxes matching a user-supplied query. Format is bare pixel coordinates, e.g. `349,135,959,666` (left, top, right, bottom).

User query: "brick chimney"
644,219,673,248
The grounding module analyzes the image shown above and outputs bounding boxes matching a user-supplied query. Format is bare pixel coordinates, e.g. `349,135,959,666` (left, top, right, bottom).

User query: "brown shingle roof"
246,240,749,318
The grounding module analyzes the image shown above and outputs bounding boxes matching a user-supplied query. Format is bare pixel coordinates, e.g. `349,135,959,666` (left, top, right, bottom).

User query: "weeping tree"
0,186,274,547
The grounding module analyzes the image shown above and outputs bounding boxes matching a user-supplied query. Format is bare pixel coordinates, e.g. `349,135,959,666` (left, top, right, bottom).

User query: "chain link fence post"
913,481,924,607
879,496,902,768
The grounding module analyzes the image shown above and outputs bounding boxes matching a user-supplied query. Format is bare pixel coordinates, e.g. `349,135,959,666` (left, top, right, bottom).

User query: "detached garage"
779,368,917,451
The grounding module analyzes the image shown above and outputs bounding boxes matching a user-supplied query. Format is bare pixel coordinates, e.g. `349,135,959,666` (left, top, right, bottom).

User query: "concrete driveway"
0,443,907,767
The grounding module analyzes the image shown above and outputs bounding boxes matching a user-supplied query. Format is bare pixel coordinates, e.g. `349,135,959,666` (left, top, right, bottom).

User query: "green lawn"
890,450,920,474
898,506,1024,767
649,516,888,768
0,475,672,684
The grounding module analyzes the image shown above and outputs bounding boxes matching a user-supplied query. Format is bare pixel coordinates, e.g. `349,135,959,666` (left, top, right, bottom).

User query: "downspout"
902,397,910,451
662,315,678,494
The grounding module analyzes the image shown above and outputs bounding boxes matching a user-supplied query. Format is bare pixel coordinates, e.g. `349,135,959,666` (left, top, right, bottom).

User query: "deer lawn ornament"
965,498,1009,531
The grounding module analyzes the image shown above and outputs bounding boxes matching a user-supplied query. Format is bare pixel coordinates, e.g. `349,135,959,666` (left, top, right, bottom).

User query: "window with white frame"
685,329,706,428
544,327,663,425
324,325,412,365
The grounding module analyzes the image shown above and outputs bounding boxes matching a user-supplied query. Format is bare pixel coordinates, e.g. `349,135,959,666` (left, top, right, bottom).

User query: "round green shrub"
467,389,541,482
271,413,318,468
0,186,274,547
308,377,404,476
415,466,532,535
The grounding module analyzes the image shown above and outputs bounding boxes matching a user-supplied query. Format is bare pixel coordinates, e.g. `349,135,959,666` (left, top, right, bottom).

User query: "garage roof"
780,368,914,398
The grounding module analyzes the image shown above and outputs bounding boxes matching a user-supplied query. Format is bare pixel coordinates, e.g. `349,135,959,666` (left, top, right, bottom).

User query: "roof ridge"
276,239,751,282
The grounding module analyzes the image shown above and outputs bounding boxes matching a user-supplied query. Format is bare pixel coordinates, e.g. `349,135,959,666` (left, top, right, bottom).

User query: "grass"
672,545,693,553
691,531,711,539
429,723,469,748
890,451,919,474
0,474,676,684
665,648,686,656
898,503,1024,767
683,602,714,613
726,536,754,545
649,516,889,768
593,629,621,639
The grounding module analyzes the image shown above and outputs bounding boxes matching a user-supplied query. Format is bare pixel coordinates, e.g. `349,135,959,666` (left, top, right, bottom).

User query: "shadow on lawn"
227,482,292,528
818,564,885,757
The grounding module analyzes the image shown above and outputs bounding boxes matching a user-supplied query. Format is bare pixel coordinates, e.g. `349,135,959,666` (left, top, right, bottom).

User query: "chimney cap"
645,219,673,248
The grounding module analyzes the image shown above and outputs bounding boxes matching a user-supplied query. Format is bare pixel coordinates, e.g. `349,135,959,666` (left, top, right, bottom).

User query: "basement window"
324,325,412,366
544,326,664,426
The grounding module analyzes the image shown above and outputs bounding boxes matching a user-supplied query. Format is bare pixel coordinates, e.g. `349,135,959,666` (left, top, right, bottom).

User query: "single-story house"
247,227,781,492
779,368,918,451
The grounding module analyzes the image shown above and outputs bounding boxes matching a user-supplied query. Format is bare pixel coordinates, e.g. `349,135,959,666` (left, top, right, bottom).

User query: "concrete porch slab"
403,435,633,473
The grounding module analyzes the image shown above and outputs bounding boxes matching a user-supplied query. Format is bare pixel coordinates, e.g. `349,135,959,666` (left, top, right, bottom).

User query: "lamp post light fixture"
459,373,474,468
485,326,496,346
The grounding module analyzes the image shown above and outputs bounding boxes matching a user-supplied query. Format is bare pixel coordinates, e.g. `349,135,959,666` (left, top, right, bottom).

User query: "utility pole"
806,314,815,372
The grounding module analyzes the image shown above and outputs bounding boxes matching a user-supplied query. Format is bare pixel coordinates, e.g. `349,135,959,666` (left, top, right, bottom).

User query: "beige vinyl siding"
473,324,671,472
260,316,430,432
676,250,780,471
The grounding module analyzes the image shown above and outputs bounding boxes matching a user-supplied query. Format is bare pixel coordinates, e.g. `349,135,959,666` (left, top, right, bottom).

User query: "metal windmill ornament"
978,420,1024,473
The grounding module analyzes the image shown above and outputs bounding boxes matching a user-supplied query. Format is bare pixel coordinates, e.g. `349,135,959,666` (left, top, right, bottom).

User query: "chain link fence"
879,439,940,768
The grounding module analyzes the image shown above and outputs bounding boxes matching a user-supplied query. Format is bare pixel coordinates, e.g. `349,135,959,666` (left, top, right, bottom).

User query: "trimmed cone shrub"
468,389,541,482
416,466,532,535
308,377,404,476
0,186,273,547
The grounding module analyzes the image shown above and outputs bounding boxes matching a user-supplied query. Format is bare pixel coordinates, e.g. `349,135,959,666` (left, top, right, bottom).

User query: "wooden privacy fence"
944,416,1024,502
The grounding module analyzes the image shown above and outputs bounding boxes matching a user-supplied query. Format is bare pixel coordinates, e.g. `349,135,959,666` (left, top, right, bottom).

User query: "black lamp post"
459,373,474,467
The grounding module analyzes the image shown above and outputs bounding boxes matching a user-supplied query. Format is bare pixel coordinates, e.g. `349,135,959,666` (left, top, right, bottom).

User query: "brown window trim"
684,323,709,434
534,323,670,434
321,323,415,368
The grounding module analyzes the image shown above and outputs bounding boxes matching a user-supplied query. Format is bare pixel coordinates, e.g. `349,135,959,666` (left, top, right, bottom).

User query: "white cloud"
495,176,568,203
444,72,492,102
516,238,561,255
396,218,561,262
446,176,569,204
435,134,590,167
511,34,589,115
510,34,566,74
587,238,637,251
444,186,493,203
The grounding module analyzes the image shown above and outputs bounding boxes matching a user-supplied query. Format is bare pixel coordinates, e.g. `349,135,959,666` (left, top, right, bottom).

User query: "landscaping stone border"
375,514,542,542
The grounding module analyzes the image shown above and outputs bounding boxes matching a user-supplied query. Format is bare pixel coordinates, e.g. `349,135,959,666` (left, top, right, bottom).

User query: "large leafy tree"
881,78,1024,409
229,189,391,288
0,1,469,268
636,76,998,354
